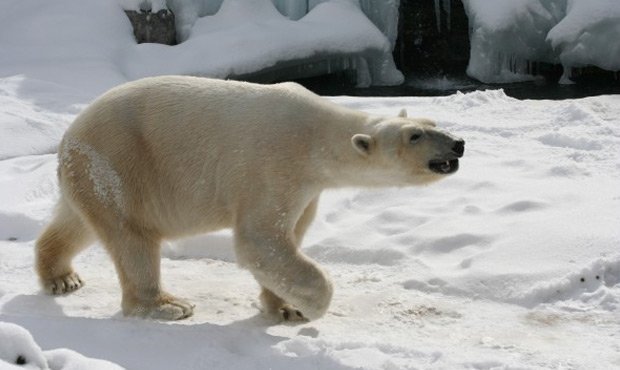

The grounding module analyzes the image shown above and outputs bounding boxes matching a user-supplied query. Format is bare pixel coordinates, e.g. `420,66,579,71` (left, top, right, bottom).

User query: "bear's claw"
149,301,194,321
126,295,195,321
43,272,84,295
280,305,307,322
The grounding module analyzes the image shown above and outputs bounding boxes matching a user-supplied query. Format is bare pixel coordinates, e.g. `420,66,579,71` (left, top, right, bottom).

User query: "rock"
125,9,176,45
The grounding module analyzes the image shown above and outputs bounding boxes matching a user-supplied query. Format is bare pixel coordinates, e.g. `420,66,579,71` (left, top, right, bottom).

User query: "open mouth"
428,159,459,174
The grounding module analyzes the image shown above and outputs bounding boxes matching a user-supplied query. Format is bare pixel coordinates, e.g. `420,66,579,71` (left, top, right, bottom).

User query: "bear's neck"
311,112,389,189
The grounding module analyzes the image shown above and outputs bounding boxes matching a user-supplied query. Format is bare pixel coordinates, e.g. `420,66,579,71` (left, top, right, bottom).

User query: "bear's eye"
15,355,27,365
410,133,422,143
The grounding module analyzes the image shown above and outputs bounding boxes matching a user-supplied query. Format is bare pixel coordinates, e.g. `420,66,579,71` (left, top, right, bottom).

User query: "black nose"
452,139,465,157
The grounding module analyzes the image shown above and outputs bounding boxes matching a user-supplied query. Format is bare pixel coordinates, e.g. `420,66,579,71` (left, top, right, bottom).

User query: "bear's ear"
398,108,408,118
351,134,374,157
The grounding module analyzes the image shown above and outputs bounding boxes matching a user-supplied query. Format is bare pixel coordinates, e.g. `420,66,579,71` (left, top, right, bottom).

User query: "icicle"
559,66,575,85
443,0,451,32
434,0,441,33
272,0,307,20
527,60,532,75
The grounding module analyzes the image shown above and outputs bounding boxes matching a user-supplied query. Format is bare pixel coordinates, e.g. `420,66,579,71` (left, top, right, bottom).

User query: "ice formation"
433,0,452,32
120,0,404,87
272,0,308,20
464,0,620,83
463,0,564,83
547,0,620,80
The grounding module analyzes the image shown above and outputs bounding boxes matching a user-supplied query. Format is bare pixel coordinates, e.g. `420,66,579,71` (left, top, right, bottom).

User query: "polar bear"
35,76,464,321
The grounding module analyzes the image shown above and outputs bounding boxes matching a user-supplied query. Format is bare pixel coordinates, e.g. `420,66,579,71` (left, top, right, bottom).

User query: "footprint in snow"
413,233,492,254
496,200,547,213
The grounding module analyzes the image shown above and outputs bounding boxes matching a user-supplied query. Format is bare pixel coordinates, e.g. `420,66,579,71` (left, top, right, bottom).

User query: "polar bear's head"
351,109,464,186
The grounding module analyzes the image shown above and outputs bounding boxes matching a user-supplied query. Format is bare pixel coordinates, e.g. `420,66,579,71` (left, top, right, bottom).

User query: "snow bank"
0,0,133,96
464,0,620,83
0,0,401,105
0,322,124,369
0,76,77,160
126,0,403,87
517,256,620,310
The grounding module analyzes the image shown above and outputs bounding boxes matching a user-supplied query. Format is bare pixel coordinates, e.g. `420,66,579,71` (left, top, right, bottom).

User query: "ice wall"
306,0,404,86
547,0,620,81
465,0,620,84
463,0,564,83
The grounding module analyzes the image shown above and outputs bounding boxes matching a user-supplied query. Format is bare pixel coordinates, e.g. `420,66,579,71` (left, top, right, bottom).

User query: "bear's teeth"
440,161,450,172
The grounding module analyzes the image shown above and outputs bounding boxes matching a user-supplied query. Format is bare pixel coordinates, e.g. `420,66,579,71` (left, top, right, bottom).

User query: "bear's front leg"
260,287,306,322
234,223,333,321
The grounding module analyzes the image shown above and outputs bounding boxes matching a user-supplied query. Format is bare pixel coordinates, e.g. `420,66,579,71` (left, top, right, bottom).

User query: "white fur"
36,76,462,321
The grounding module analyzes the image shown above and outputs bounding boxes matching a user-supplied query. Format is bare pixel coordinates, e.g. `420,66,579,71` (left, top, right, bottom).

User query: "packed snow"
1,0,620,369
464,0,620,83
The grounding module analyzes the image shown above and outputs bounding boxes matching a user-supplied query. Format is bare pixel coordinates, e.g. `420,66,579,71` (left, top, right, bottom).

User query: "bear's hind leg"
101,227,194,320
36,197,94,295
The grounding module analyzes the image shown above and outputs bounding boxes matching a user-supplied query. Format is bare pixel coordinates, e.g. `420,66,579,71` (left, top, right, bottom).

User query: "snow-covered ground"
1,0,620,369
1,87,619,369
